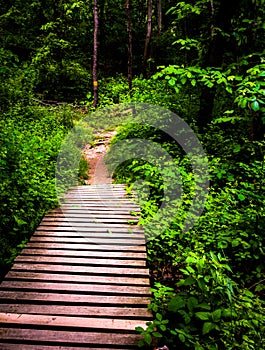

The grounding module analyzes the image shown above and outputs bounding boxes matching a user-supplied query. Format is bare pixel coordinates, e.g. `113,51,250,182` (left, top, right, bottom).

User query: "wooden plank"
25,242,146,251
62,196,135,199
34,231,142,239
0,328,143,346
62,200,137,204
56,222,139,227
50,209,139,215
14,255,146,267
60,204,139,210
60,203,139,210
36,226,142,233
65,193,132,197
0,344,131,350
0,313,148,331
5,271,150,286
0,291,150,305
61,198,137,203
0,304,152,319
45,213,139,219
10,263,150,276
36,225,142,231
41,217,138,224
0,281,151,295
30,237,145,245
38,222,139,227
65,195,132,198
56,191,135,196
21,249,146,259
37,224,141,231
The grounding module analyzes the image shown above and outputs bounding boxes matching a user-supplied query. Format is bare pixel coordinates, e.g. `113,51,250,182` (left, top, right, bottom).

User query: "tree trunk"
93,0,99,107
126,0,133,98
157,0,162,36
143,0,153,73
197,0,240,132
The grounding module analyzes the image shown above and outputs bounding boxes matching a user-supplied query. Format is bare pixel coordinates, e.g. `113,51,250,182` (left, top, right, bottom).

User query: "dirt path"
83,130,117,185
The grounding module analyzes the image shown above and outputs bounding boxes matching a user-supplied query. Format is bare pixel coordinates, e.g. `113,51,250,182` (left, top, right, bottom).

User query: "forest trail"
84,130,117,185
0,137,152,348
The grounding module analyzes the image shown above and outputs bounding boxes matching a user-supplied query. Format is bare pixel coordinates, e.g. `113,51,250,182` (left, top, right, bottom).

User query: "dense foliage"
0,0,264,348
0,103,93,276
108,116,265,349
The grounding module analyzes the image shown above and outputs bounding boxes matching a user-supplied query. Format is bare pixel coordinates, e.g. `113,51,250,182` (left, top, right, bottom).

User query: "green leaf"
195,346,204,350
197,279,206,291
186,265,195,273
224,109,234,114
238,193,246,201
159,324,167,331
14,215,27,226
243,289,254,297
202,322,216,335
195,312,211,320
186,256,197,264
206,81,214,88
156,313,162,321
152,331,163,338
138,340,145,347
179,333,185,342
144,333,152,345
239,98,248,108
187,297,198,312
212,309,222,322
198,302,211,310
210,251,218,261
135,326,144,332
232,239,240,247
233,144,241,153
228,174,234,181
251,100,259,111
168,78,175,87
181,276,196,286
168,296,185,312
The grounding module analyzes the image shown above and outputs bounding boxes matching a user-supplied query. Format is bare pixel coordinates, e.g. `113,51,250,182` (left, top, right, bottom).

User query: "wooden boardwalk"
0,184,152,349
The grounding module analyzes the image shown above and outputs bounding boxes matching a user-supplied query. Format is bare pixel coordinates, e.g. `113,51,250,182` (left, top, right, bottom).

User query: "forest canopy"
0,0,265,348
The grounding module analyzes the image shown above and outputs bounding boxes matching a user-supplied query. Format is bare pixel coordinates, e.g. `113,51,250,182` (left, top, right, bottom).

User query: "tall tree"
157,0,162,36
93,0,99,107
126,0,133,97
143,0,153,73
197,0,241,131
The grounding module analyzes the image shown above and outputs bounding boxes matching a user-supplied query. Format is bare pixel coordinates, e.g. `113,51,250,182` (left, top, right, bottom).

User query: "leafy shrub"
138,251,265,349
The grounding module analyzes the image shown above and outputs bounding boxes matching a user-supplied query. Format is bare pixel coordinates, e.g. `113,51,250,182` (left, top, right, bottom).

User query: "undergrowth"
0,104,92,279
107,120,265,349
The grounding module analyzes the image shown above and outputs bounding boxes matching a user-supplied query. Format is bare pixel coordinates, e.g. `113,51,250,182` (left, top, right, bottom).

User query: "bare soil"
83,130,117,185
